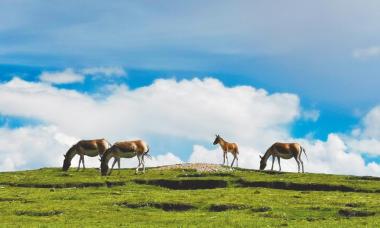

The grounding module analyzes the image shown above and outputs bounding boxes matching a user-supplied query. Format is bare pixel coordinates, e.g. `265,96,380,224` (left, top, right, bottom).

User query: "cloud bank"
0,77,379,176
82,67,126,77
353,46,380,59
39,68,84,84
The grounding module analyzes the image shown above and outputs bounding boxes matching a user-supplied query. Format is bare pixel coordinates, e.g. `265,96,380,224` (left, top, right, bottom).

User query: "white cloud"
362,106,380,138
0,77,300,149
340,105,380,156
39,68,84,84
302,109,320,122
82,67,126,77
0,77,379,176
0,126,77,171
38,67,126,85
190,134,380,176
346,138,380,156
352,46,380,59
0,123,182,171
0,77,300,171
145,153,183,167
297,134,380,176
189,144,261,169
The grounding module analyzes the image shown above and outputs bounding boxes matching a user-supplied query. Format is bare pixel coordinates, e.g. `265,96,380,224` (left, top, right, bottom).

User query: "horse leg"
142,155,146,173
277,156,281,172
236,155,238,167
271,155,275,171
109,158,118,175
82,155,85,170
226,152,229,166
299,157,304,173
117,158,121,173
135,156,141,174
295,157,300,173
222,152,226,165
230,156,236,168
77,155,82,171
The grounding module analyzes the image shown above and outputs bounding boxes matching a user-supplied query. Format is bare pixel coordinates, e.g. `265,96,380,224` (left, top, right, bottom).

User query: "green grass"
0,166,379,227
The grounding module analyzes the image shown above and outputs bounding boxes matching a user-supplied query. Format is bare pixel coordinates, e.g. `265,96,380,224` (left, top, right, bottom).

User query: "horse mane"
65,144,77,158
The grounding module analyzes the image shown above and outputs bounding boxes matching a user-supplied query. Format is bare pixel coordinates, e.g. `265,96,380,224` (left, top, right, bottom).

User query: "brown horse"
213,134,239,168
259,142,307,173
100,140,150,176
62,139,119,171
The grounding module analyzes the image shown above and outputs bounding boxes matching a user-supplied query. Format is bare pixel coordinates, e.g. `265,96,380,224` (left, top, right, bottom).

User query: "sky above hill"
0,1,379,175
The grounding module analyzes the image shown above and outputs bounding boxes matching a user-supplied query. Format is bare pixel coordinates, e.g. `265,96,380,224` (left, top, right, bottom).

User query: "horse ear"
259,155,263,159
63,154,66,158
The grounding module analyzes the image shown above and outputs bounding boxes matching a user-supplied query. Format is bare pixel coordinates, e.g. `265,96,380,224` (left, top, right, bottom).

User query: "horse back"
273,142,300,156
114,140,148,154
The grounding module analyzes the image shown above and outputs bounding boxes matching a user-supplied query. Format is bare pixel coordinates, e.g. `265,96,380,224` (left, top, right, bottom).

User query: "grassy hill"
0,164,379,227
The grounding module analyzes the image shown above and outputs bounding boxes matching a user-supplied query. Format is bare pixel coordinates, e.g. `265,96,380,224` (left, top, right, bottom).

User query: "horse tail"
143,145,152,159
301,146,308,161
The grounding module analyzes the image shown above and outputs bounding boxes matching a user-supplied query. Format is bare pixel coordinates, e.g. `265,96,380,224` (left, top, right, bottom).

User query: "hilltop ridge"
0,164,379,227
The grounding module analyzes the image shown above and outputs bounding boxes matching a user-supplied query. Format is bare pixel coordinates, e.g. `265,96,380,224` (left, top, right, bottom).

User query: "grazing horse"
213,134,239,168
62,139,119,171
100,140,150,176
259,142,307,173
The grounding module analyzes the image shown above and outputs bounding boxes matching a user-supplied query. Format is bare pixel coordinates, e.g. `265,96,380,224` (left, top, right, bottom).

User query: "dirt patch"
338,209,375,217
236,179,373,193
155,163,230,172
134,179,228,190
119,202,195,211
251,206,272,212
16,210,63,216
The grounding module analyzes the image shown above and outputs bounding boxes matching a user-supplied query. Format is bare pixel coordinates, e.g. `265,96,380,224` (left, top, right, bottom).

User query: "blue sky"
0,1,379,174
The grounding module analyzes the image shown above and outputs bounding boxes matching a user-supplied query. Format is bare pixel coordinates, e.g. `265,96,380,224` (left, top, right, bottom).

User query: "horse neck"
218,138,227,147
262,149,272,162
65,146,78,161
102,148,114,164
